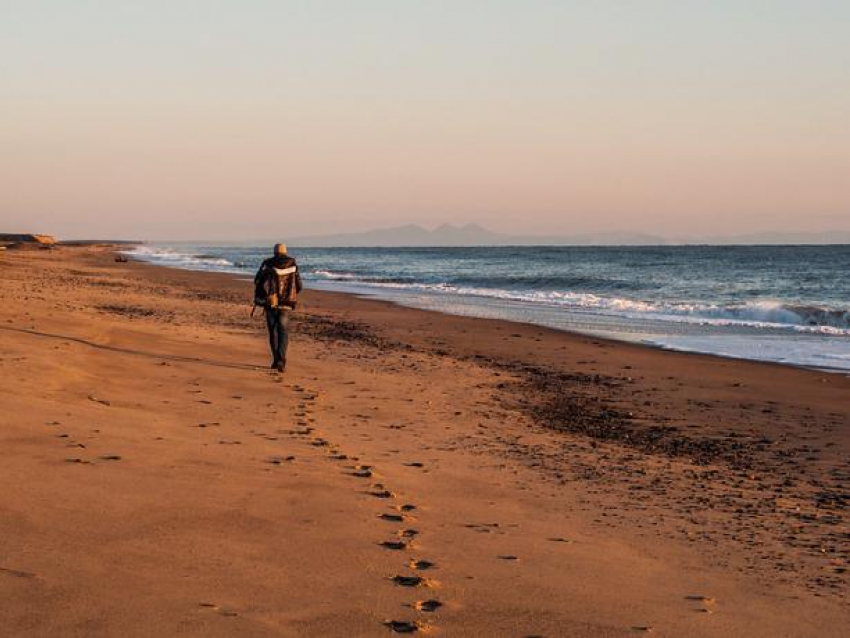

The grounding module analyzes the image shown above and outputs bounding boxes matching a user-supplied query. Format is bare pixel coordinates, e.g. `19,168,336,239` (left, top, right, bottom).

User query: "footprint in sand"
686,595,717,613
397,504,416,513
198,602,239,617
465,522,501,534
391,575,427,588
497,555,519,561
99,455,122,461
64,458,90,464
380,540,409,550
413,599,442,612
267,455,295,465
384,620,424,634
379,513,405,522
409,560,435,571
403,462,425,468
398,529,419,539
370,483,395,498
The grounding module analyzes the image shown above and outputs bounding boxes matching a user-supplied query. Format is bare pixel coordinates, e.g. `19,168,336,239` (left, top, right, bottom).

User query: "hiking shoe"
275,361,286,373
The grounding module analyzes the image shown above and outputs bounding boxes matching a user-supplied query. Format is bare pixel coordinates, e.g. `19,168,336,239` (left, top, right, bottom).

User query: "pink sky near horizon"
1,1,848,240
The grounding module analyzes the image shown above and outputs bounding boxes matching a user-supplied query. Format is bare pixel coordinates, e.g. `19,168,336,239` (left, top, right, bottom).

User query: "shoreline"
1,245,847,636
125,245,841,379
124,244,850,374
309,283,850,376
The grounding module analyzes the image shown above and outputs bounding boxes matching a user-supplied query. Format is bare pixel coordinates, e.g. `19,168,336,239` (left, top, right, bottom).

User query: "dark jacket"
254,255,303,309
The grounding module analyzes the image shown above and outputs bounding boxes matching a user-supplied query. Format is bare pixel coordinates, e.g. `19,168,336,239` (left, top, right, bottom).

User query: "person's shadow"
1,326,263,372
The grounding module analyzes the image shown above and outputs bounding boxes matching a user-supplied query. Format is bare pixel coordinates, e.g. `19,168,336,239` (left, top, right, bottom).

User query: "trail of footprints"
51,373,443,631
46,418,123,466
280,382,443,634
374,493,441,634
282,385,716,635
45,374,719,634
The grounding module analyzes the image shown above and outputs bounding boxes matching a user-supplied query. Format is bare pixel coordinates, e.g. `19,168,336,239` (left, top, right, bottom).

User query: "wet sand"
0,245,847,637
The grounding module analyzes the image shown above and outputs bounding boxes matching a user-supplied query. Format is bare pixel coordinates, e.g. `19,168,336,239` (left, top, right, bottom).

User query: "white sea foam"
308,270,850,336
125,246,244,272
312,269,358,280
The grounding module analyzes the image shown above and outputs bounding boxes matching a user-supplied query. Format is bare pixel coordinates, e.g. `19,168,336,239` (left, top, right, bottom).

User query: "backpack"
255,262,298,310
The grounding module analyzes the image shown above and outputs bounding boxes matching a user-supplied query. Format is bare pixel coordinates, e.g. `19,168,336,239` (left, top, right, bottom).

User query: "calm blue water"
127,244,850,372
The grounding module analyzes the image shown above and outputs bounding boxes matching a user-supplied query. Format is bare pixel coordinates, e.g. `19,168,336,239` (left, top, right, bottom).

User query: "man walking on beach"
254,243,302,372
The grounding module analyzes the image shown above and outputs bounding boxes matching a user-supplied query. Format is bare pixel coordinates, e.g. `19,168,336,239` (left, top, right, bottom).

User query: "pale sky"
1,1,849,240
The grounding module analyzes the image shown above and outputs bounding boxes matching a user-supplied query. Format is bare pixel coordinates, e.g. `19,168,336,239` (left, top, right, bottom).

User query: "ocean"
126,244,850,373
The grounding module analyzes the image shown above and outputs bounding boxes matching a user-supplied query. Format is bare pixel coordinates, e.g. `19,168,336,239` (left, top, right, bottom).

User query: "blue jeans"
265,308,290,365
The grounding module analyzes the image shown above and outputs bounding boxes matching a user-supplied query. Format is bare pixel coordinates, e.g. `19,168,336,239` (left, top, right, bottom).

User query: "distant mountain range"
287,223,850,247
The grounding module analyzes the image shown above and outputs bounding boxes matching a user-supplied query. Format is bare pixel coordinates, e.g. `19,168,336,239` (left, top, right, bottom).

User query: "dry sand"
0,246,847,637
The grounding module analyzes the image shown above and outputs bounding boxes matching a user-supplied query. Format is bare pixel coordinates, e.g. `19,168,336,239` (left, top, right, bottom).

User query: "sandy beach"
1,245,847,637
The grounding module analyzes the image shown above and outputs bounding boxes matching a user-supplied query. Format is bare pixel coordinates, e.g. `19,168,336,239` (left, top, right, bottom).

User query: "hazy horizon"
2,1,849,240
64,221,850,246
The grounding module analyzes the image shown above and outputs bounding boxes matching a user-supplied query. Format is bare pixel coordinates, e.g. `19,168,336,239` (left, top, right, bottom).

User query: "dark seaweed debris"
293,313,409,351
97,304,173,321
506,363,756,468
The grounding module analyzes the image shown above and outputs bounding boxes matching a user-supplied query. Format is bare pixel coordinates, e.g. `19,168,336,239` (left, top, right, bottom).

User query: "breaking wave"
125,245,248,272
308,268,850,335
